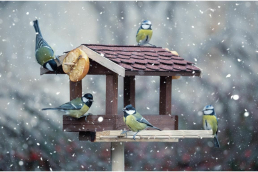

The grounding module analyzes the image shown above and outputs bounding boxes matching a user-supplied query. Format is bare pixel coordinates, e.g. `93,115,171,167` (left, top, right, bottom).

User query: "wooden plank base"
79,130,213,142
98,130,213,137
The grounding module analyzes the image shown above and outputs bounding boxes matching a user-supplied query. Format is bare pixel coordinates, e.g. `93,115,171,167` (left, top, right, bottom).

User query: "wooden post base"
111,142,124,171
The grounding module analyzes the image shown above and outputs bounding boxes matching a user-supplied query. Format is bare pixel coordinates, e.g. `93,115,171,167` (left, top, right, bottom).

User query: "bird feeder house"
41,44,213,170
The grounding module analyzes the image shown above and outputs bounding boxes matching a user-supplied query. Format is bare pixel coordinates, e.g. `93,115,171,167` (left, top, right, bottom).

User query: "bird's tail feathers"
42,108,62,111
33,20,42,36
214,135,220,148
152,126,162,131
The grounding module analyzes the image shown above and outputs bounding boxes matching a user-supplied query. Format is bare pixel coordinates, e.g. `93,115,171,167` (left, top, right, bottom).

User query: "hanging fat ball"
33,20,60,72
136,20,155,47
42,93,93,120
202,105,220,148
122,104,161,140
62,48,90,82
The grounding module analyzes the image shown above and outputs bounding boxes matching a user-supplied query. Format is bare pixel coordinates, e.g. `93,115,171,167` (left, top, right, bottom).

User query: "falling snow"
226,74,231,78
0,1,257,171
231,95,239,100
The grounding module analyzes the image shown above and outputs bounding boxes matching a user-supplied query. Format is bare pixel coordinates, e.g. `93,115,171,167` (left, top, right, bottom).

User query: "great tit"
33,20,60,72
122,104,161,140
42,93,93,120
136,20,154,46
202,105,220,148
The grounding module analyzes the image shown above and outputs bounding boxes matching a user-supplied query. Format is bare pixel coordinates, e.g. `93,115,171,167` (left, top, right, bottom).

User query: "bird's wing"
58,97,83,110
35,47,55,65
134,112,153,127
206,115,218,135
215,115,218,135
136,26,141,37
35,35,53,53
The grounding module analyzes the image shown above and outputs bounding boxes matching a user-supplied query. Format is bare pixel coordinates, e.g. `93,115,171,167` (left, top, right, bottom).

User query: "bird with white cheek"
33,20,60,73
42,93,93,120
136,20,155,46
122,104,161,140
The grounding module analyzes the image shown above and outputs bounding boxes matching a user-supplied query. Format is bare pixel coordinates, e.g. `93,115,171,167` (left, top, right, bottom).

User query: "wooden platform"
79,130,213,142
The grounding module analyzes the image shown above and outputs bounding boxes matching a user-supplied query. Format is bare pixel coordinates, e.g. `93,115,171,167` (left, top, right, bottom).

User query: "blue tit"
33,20,60,72
42,93,93,120
122,104,161,140
136,20,155,46
202,105,220,148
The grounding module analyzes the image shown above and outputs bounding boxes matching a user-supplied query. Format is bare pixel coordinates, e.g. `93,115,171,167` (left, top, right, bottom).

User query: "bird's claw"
148,43,156,47
56,55,61,63
56,55,61,64
83,113,93,121
121,130,128,137
133,132,139,140
80,114,88,121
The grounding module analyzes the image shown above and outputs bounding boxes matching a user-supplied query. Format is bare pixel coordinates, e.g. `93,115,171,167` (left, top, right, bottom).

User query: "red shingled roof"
83,44,201,75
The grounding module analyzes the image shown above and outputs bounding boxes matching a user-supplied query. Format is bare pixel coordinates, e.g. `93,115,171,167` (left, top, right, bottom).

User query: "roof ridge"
82,44,162,48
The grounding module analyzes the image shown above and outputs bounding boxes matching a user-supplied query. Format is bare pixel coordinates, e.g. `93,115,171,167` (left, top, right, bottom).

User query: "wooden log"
123,76,135,107
159,76,172,115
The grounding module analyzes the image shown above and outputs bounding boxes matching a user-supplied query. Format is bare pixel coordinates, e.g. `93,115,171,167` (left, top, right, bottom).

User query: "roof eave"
125,70,201,77
80,45,125,77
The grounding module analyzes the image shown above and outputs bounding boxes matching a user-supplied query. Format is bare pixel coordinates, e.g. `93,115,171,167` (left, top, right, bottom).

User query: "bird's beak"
122,108,126,112
90,100,94,102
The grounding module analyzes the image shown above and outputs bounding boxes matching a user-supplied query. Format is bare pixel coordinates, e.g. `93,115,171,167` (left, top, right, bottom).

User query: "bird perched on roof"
122,104,161,140
33,19,60,72
136,20,155,46
42,93,93,120
202,105,220,148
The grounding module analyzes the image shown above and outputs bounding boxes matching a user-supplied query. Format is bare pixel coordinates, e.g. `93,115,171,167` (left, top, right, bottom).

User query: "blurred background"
0,1,258,170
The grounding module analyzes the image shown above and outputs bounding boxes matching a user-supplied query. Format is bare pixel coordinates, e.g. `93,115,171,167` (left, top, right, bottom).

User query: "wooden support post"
123,76,135,107
69,80,82,100
106,74,123,170
106,74,118,118
111,142,124,171
159,76,172,115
